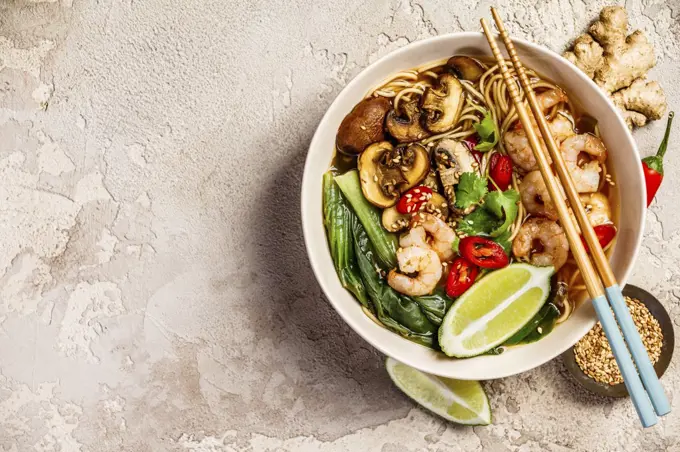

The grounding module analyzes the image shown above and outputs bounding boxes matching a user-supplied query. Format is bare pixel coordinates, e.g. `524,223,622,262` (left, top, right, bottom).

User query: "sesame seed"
574,296,663,386
373,175,378,182
360,125,367,130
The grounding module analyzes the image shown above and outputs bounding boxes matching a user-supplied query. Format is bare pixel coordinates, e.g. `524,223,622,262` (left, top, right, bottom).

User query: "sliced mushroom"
358,142,431,208
399,143,430,190
421,169,440,192
358,142,401,207
382,206,410,232
336,97,391,155
431,139,478,212
446,56,486,82
385,99,430,143
421,74,464,133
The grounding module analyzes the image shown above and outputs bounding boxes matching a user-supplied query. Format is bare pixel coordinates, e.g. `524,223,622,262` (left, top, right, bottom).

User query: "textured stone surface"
1,1,679,450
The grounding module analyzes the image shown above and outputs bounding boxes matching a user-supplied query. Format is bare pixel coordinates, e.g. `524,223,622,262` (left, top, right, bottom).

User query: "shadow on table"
246,141,399,406
552,357,621,413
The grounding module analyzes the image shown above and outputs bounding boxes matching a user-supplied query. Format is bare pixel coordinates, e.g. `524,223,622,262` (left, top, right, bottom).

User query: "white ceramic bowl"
301,33,645,380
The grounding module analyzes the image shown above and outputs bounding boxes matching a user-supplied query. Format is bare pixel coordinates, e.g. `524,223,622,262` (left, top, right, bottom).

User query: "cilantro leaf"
456,189,520,240
484,189,520,237
473,110,499,152
493,228,513,255
454,172,488,210
456,207,500,237
451,234,460,254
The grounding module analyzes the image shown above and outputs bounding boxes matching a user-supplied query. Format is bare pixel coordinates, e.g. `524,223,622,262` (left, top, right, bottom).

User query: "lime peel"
386,358,491,425
439,264,554,358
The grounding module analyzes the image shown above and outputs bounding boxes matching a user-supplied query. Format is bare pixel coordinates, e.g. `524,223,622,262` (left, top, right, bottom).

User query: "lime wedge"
439,263,554,358
386,358,491,425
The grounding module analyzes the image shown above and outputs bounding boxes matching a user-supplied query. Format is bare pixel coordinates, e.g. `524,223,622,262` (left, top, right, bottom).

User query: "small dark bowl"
562,284,675,398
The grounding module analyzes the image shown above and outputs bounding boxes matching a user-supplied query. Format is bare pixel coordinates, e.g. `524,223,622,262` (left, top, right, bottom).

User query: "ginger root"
563,34,603,79
563,6,667,129
611,79,667,128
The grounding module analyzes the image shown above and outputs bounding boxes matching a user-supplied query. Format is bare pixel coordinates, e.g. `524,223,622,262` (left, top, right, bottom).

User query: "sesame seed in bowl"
562,285,675,398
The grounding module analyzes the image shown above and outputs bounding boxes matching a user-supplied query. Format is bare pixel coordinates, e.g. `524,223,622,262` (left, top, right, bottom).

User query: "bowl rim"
301,32,646,379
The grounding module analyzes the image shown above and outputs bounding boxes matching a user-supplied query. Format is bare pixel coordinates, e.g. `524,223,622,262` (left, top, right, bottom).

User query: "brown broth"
330,151,358,174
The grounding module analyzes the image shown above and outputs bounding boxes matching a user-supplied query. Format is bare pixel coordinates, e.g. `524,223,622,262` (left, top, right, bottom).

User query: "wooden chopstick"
488,7,670,421
480,14,665,428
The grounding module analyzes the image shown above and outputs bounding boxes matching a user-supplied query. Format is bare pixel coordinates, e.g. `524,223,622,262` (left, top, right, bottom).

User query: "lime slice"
386,358,491,425
439,263,554,358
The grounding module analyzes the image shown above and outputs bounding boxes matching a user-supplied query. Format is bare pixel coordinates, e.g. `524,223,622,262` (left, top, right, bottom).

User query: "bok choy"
352,216,436,347
323,172,369,307
334,170,398,269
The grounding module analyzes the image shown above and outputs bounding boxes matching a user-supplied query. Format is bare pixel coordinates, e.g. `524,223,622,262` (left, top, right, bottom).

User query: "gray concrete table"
1,1,679,450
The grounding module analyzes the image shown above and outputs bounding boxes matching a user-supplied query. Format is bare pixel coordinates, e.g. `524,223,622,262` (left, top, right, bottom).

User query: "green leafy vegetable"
494,229,513,255
456,188,519,240
473,110,499,152
503,303,553,346
520,303,560,343
456,207,499,237
352,218,436,347
484,189,520,237
451,234,460,254
454,172,488,209
411,288,455,326
502,278,564,347
323,172,369,308
335,170,398,269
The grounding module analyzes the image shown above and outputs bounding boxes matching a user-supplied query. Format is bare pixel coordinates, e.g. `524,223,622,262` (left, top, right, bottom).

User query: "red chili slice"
396,186,433,214
488,154,513,191
459,236,509,269
446,257,479,297
581,224,617,254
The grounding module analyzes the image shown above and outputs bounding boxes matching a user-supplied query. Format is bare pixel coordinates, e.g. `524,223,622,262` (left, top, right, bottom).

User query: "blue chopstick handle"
592,295,657,427
606,285,671,416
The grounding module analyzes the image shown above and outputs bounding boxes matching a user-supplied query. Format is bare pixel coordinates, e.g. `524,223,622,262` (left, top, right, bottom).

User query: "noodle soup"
324,55,617,355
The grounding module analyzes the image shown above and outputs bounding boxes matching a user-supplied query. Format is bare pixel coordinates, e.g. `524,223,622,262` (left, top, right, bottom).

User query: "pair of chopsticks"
481,9,670,428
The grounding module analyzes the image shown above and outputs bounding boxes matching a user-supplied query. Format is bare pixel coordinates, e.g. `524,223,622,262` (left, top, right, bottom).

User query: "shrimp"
568,192,612,233
560,134,607,193
512,218,569,271
549,114,577,142
413,213,457,262
519,170,564,220
503,89,576,172
580,192,612,227
399,225,429,248
387,245,442,296
534,88,569,112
